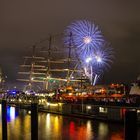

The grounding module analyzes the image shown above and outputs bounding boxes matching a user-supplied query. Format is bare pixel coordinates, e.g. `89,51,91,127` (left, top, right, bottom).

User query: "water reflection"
0,104,1,121
98,122,108,139
7,109,31,140
0,104,1,138
86,121,93,139
110,133,123,140
7,106,18,122
0,106,135,140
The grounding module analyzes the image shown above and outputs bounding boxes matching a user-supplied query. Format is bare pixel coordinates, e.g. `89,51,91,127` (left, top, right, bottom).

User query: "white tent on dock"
129,83,140,96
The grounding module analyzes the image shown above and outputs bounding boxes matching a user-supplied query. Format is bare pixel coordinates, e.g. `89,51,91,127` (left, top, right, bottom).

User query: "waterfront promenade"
0,94,140,122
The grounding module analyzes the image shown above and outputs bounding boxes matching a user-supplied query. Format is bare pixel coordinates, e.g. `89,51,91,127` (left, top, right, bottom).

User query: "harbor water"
0,105,140,140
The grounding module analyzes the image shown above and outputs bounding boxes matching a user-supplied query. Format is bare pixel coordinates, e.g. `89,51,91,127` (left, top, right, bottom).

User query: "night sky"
0,0,140,88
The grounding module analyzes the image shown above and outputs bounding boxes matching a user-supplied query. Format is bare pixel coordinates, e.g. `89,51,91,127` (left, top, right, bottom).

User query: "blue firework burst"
64,20,105,56
92,43,114,72
84,42,114,77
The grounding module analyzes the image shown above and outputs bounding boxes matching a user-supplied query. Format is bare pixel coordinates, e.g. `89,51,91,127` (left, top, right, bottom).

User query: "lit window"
99,107,107,113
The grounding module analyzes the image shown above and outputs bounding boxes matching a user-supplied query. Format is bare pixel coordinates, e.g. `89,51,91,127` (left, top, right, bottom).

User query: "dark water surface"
0,105,139,140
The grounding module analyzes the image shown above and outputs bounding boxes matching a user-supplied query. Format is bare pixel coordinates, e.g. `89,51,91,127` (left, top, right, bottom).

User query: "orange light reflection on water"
110,132,124,140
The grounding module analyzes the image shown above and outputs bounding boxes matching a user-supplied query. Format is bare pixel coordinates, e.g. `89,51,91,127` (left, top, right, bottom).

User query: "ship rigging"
17,34,88,91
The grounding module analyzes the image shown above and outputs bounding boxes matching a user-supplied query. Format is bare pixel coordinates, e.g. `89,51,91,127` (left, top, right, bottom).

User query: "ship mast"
28,45,35,89
44,35,52,90
17,45,47,91
66,32,72,85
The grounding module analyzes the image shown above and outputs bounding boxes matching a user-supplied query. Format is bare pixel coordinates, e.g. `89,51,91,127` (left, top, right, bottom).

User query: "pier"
1,94,140,122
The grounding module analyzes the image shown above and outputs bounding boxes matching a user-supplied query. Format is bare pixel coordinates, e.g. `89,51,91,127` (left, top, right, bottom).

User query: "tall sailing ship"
17,35,88,93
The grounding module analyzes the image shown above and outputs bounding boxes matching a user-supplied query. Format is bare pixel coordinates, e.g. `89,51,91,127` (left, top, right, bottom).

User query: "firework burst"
64,20,114,84
64,20,105,57
92,43,114,71
83,42,114,85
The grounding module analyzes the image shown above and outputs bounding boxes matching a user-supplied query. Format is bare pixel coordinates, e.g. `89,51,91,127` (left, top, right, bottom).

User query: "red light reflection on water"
69,122,75,134
69,122,75,139
69,120,93,140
